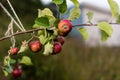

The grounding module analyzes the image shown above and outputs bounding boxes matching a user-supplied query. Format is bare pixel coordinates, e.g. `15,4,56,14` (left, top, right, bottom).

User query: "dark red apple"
57,36,65,45
58,19,72,36
52,42,62,54
10,47,19,55
29,40,42,52
12,68,22,77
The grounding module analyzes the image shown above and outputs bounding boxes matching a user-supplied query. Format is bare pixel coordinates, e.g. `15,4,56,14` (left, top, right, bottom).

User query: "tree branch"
0,23,119,41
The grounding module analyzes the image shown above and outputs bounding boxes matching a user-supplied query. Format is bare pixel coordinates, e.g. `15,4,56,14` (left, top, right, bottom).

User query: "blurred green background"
0,0,120,80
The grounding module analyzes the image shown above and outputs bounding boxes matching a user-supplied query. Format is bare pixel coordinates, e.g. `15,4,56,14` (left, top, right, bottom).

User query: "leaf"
20,56,33,66
117,15,120,23
101,30,109,41
71,0,79,7
4,66,12,73
108,0,119,17
58,0,67,14
38,8,56,26
43,42,53,56
52,0,64,5
18,40,28,53
68,7,81,20
87,12,94,23
4,56,10,66
38,8,53,17
78,28,88,40
35,17,49,27
97,22,113,36
10,59,16,64
3,70,9,77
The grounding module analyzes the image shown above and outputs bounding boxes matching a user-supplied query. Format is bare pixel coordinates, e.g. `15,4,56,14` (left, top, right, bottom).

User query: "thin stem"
7,0,26,31
0,2,23,31
0,22,119,41
0,28,45,41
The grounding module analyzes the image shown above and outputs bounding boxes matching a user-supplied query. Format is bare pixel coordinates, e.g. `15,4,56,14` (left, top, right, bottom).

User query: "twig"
7,0,26,31
0,28,45,41
0,2,23,31
0,23,119,41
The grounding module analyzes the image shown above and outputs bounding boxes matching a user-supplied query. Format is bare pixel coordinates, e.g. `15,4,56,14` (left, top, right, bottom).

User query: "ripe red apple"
12,68,22,77
58,19,72,36
10,47,19,55
29,40,42,52
52,42,62,54
57,36,65,45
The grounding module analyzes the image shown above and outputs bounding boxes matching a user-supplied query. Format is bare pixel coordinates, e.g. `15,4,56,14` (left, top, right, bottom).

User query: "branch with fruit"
0,0,120,78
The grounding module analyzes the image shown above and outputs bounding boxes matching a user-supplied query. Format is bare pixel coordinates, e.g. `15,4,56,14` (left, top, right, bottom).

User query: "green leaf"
43,42,53,56
35,17,49,27
20,56,33,66
10,59,16,64
37,8,56,26
18,41,28,53
68,7,81,20
4,66,12,73
71,0,79,7
78,28,88,40
3,70,9,77
108,0,119,17
4,56,10,66
97,22,113,36
39,35,48,45
52,0,64,5
101,30,109,41
87,12,94,23
38,8,53,17
58,0,67,14
117,15,120,23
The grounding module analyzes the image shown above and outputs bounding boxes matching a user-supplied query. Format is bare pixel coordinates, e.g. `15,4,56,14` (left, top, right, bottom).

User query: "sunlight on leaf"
20,56,33,66
98,22,113,36
101,30,109,41
52,0,64,5
68,7,81,20
71,0,79,7
78,28,88,40
108,0,119,17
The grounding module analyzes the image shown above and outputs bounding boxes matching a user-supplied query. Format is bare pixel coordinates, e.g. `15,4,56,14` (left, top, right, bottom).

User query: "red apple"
57,36,65,45
12,68,22,77
29,40,42,52
52,42,62,54
58,19,72,36
10,47,19,55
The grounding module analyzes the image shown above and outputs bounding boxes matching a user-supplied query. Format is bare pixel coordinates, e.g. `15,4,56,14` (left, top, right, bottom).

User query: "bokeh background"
0,0,120,80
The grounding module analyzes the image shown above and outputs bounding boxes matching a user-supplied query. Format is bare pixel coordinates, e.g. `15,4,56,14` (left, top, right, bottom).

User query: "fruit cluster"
8,19,72,77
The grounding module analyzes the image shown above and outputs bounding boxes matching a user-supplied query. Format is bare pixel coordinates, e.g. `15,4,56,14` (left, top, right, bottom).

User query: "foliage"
0,0,120,79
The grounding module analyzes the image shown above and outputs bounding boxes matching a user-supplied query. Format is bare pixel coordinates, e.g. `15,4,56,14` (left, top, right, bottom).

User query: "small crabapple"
10,47,19,55
52,42,62,54
29,40,42,52
58,19,72,36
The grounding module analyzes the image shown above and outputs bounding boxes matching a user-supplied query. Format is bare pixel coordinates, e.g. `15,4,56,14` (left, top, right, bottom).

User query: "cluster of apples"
9,19,72,77
10,19,72,55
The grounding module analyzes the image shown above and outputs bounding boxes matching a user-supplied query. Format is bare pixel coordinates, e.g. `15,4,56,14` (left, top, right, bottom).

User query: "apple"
58,19,72,36
57,36,65,45
10,47,19,55
12,68,22,77
29,40,42,52
52,42,62,54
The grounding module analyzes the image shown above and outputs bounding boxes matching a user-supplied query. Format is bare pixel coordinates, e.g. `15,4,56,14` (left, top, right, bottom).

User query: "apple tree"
0,0,119,78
